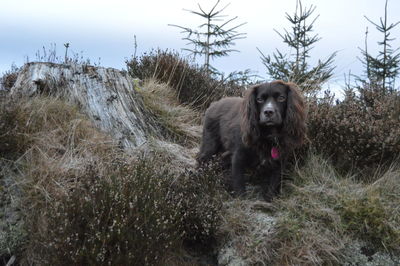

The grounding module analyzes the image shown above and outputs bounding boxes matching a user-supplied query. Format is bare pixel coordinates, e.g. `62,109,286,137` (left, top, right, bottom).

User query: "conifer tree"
358,0,400,93
258,0,336,93
169,0,246,75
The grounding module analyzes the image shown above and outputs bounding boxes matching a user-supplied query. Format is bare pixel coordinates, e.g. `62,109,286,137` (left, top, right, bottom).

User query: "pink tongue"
271,147,280,159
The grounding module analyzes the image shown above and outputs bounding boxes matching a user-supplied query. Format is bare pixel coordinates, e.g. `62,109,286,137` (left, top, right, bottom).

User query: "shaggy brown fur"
197,80,306,200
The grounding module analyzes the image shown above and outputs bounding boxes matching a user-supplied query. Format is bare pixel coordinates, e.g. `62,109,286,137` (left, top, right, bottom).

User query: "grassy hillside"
1,58,400,265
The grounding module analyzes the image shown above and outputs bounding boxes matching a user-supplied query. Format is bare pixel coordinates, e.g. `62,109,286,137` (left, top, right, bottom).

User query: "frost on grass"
218,199,277,266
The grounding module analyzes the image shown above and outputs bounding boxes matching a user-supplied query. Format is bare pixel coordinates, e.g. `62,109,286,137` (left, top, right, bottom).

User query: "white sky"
1,0,400,93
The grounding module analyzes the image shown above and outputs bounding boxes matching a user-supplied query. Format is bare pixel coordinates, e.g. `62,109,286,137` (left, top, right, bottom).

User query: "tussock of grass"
137,139,199,172
218,199,277,265
339,165,400,252
0,96,114,160
271,154,400,264
126,49,243,111
138,79,202,147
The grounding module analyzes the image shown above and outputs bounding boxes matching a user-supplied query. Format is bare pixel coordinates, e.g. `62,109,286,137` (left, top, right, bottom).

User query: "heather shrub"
1,65,19,90
307,86,400,170
126,50,242,110
34,158,182,265
25,156,225,265
169,161,227,249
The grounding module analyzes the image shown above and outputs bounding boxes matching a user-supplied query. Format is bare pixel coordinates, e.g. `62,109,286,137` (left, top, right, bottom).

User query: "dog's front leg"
262,163,282,201
231,150,248,195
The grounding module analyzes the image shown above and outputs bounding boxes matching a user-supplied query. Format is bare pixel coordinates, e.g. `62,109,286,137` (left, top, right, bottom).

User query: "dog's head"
241,80,307,149
255,82,287,127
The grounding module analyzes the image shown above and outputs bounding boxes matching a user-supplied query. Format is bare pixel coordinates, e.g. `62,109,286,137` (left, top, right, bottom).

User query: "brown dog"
197,81,306,200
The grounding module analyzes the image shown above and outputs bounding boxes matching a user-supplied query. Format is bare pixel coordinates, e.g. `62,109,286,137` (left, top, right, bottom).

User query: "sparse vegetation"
26,43,101,66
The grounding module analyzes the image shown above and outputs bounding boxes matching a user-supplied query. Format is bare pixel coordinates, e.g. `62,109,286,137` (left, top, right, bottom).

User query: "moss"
339,193,400,252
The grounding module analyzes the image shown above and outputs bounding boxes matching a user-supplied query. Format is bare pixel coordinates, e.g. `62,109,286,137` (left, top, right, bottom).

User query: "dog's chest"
255,145,281,167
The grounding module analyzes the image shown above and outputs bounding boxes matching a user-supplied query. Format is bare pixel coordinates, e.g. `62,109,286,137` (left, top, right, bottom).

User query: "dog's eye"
277,95,286,102
256,98,264,103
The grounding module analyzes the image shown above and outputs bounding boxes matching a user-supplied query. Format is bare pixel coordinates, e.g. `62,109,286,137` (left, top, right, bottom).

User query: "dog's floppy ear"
282,82,307,148
240,84,261,146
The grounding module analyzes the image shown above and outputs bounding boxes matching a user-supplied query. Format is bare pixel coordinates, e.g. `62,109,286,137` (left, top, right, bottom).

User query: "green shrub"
307,86,400,170
126,49,242,110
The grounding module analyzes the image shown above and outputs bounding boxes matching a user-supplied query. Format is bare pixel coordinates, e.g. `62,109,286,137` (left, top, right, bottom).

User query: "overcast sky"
1,0,400,92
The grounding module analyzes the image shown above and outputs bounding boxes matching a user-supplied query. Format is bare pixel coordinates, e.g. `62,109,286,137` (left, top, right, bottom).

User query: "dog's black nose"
264,108,275,117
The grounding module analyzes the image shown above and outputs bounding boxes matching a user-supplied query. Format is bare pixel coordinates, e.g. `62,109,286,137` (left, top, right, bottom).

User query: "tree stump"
10,62,161,149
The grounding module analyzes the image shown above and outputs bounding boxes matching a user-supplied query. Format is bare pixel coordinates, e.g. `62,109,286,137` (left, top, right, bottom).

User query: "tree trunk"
10,62,161,149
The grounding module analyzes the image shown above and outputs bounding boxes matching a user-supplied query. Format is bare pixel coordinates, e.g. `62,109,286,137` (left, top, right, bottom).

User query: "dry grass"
0,92,226,265
0,95,118,263
0,95,114,159
2,76,400,265
138,79,202,147
1,96,115,213
218,198,277,265
126,49,243,111
218,153,400,265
